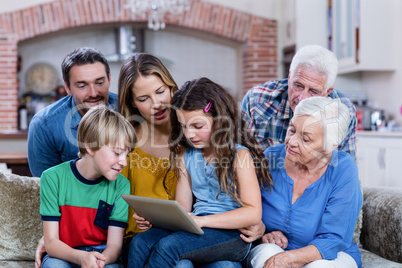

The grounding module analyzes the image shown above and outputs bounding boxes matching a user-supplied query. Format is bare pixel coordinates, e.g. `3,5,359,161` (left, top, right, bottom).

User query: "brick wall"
0,0,277,131
0,30,18,131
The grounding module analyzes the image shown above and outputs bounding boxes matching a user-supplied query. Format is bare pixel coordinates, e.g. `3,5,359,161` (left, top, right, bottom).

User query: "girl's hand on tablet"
133,213,152,229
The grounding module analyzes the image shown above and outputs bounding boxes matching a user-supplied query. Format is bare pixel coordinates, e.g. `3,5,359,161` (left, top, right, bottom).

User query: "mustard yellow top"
121,146,177,241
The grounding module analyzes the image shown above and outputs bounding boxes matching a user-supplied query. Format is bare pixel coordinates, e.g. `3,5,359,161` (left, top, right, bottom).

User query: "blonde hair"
77,105,136,157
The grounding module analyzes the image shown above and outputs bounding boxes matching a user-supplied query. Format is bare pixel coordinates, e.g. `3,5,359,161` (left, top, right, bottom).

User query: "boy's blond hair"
77,105,136,157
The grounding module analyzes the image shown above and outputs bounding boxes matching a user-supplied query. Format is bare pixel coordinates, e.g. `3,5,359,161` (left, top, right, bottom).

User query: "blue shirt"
27,93,118,177
241,79,357,161
262,144,362,267
184,145,247,216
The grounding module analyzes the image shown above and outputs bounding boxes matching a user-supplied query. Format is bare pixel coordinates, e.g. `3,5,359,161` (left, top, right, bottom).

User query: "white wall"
295,0,328,48
0,0,54,13
0,139,27,153
145,29,241,98
333,73,363,94
361,0,402,125
205,0,278,19
281,0,296,47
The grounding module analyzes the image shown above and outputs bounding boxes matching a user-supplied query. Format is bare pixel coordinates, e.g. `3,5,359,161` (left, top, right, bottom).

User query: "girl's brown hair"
118,53,178,126
168,77,273,205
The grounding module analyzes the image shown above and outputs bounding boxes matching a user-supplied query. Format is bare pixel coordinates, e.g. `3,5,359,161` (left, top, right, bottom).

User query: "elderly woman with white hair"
246,96,363,268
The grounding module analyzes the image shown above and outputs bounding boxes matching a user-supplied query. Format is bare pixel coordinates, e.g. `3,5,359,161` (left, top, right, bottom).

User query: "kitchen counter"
356,130,402,138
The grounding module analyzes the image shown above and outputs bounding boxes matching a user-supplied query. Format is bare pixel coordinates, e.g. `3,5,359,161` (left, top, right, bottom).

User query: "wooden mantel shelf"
0,152,31,177
0,131,28,139
0,152,28,164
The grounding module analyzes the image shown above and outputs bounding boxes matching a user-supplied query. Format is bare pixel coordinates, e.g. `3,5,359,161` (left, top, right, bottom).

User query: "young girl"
129,77,273,267
119,54,240,268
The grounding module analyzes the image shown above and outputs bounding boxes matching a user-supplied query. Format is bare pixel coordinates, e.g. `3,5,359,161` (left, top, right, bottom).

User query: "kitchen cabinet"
328,0,396,74
356,131,402,188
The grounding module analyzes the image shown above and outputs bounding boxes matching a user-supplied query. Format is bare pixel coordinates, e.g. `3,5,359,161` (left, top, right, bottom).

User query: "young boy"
40,106,135,268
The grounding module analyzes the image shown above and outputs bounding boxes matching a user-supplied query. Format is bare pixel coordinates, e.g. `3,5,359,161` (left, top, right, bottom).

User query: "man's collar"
70,97,82,129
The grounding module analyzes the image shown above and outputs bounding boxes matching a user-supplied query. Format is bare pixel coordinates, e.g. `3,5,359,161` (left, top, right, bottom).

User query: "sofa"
0,171,401,268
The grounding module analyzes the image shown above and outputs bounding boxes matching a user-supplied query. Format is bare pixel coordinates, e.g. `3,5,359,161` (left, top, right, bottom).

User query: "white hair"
294,96,350,151
289,45,338,90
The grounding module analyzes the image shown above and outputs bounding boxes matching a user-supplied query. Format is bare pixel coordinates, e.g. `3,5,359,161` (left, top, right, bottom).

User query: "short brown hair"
62,47,110,89
77,105,136,157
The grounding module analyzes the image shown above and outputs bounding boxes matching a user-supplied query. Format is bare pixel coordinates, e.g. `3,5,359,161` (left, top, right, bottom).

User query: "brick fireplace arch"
0,0,277,131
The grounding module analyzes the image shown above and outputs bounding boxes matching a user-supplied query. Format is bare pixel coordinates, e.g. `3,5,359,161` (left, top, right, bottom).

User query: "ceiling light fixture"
127,0,190,31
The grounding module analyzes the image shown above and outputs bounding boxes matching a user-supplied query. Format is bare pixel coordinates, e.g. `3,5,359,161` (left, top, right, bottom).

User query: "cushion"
353,207,363,248
0,261,33,268
353,182,364,248
361,249,402,268
361,187,402,263
0,171,42,261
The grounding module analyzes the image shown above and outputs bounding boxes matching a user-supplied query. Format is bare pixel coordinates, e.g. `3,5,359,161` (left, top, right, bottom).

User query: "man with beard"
28,47,118,177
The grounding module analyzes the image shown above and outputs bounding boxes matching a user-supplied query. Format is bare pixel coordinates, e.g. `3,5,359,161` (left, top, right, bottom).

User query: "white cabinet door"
356,137,385,187
356,134,402,188
328,0,396,74
384,141,402,188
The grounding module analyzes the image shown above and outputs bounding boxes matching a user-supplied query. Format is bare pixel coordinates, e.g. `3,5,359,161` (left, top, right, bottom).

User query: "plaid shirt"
241,78,357,161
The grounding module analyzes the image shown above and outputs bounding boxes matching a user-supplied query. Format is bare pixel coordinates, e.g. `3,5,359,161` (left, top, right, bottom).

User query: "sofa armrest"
0,171,42,261
360,186,402,263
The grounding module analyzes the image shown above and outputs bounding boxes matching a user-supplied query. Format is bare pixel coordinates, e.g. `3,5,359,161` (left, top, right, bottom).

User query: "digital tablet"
121,194,204,235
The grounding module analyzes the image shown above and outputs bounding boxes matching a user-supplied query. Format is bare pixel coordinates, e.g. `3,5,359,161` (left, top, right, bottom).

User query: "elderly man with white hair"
241,45,357,161
246,96,362,268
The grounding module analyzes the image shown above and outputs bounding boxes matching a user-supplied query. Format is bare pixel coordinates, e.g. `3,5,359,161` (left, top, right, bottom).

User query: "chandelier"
127,0,191,31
